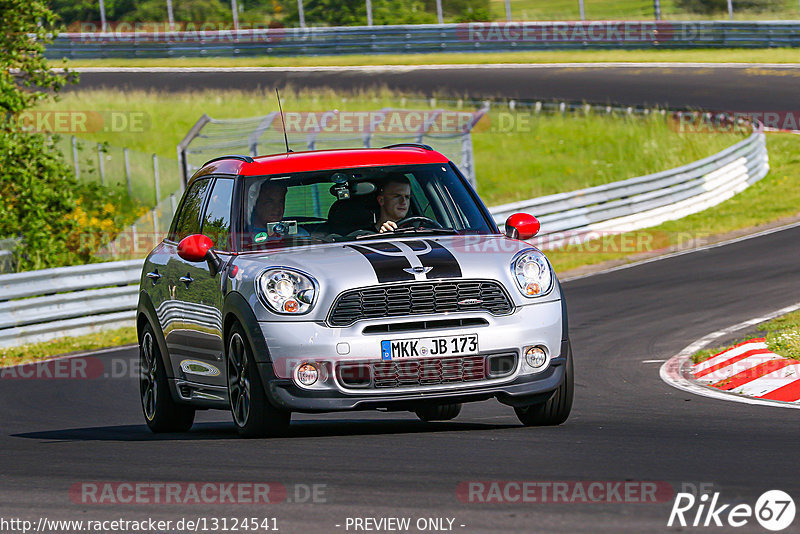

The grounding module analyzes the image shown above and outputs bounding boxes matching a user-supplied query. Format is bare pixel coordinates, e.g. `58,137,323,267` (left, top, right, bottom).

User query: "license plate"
380,334,479,360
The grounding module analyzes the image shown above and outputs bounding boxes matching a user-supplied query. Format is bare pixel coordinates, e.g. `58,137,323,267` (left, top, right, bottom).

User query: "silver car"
137,144,572,437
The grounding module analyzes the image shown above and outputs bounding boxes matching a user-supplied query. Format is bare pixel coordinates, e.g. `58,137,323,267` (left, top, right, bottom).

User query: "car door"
173,176,235,389
163,176,214,378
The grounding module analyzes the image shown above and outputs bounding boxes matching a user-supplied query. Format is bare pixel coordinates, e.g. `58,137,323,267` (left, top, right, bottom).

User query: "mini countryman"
137,144,573,437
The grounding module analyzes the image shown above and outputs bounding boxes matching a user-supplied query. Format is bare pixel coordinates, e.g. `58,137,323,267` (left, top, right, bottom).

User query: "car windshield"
239,163,495,251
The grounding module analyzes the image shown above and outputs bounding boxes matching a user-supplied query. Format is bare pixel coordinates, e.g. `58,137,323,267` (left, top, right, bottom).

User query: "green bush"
0,133,139,270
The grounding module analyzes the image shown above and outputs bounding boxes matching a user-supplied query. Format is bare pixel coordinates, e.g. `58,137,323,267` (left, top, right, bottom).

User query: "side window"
201,178,235,250
173,178,212,241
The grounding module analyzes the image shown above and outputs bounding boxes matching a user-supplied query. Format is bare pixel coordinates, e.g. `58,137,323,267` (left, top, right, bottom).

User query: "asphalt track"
70,64,800,110
2,224,799,533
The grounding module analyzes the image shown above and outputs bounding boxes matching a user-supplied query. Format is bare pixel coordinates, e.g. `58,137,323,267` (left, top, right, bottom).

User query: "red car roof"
198,147,450,177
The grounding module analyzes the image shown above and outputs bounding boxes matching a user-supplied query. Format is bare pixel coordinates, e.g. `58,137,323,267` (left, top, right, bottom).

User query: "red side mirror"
504,213,540,240
178,234,214,263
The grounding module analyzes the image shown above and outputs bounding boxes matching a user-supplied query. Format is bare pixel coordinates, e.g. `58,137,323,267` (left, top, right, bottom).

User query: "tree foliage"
1,0,136,271
279,0,436,26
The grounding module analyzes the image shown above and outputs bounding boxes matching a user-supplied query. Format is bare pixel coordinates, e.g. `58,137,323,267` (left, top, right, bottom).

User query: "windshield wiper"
355,228,460,240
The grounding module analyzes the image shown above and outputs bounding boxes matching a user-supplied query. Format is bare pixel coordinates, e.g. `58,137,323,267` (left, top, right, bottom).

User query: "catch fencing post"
97,143,105,185
505,0,511,21
152,154,161,206
727,0,734,19
123,147,132,197
436,0,443,24
72,136,80,179
298,0,305,28
579,0,585,21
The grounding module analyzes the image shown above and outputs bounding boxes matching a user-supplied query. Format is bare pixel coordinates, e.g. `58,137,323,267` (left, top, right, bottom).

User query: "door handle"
146,271,162,283
179,274,194,286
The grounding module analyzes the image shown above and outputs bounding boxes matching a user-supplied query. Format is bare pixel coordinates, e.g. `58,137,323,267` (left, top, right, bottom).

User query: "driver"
375,175,411,233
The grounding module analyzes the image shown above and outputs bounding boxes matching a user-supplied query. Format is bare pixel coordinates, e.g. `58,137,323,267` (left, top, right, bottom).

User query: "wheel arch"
136,291,172,377
222,291,273,364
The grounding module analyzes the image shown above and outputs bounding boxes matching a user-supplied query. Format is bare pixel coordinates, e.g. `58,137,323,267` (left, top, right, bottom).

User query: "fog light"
524,346,547,369
296,363,319,386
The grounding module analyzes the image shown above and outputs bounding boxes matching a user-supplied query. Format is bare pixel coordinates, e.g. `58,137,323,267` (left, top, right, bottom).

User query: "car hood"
230,234,561,322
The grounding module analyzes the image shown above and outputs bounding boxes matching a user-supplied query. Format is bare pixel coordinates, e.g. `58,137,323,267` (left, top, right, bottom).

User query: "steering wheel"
396,216,443,230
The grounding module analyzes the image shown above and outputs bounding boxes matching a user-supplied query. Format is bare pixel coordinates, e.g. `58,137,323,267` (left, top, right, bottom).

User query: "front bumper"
258,339,571,413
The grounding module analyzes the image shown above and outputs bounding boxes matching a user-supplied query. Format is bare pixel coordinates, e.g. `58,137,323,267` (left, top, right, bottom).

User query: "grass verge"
0,327,138,367
56,48,800,69
547,132,800,273
38,88,744,205
691,309,800,364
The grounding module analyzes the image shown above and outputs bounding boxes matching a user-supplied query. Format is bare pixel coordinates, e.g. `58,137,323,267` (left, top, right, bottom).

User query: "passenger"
251,181,308,239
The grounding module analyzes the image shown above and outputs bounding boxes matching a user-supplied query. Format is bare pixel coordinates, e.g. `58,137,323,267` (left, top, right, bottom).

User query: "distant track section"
69,64,800,111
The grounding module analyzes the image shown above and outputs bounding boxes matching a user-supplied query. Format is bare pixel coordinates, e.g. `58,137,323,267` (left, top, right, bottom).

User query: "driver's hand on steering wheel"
378,220,398,233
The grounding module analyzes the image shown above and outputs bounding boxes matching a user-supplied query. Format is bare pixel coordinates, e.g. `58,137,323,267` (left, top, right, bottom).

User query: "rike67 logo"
668,490,795,531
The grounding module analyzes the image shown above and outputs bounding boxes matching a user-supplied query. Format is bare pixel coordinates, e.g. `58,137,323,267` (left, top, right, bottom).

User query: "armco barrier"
45,21,800,59
0,260,143,348
490,126,769,246
0,126,769,347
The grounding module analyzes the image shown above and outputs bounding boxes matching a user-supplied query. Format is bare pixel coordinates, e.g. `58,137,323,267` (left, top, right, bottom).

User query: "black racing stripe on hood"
418,240,462,279
348,244,415,283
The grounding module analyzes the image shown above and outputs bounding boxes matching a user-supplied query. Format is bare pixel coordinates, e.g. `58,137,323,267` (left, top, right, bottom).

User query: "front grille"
328,280,513,327
338,355,488,389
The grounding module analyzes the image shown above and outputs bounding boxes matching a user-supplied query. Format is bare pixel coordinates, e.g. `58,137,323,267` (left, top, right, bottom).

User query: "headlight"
256,268,317,314
511,249,553,297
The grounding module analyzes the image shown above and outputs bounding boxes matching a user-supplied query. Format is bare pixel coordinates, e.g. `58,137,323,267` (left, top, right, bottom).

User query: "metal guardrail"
490,126,769,246
0,260,143,348
0,125,770,347
45,21,800,59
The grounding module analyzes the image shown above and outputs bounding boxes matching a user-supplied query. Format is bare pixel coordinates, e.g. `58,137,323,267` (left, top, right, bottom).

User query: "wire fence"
178,105,488,187
53,135,182,209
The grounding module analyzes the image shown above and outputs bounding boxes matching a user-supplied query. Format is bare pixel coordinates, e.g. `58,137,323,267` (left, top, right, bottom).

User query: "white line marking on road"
641,359,666,363
659,301,800,409
71,63,800,73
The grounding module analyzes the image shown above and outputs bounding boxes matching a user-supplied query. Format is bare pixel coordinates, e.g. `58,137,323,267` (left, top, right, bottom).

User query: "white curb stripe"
729,364,800,398
694,353,783,383
692,339,767,373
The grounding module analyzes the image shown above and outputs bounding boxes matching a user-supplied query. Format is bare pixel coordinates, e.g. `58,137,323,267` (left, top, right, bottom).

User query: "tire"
139,324,195,433
514,351,573,427
414,403,462,422
227,324,291,438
